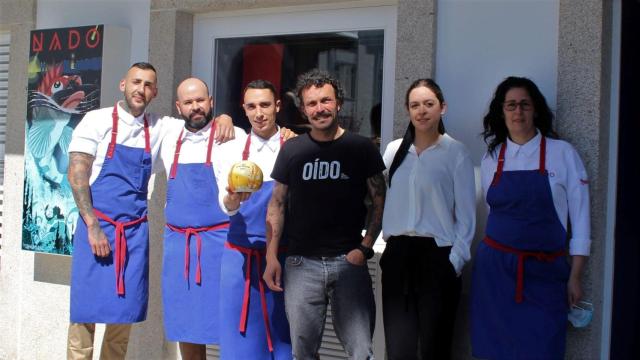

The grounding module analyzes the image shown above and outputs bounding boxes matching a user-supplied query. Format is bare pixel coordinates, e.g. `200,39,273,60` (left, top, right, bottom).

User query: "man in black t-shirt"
264,69,386,359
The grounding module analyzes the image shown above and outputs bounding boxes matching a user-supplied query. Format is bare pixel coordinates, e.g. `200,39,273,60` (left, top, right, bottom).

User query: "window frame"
192,4,397,151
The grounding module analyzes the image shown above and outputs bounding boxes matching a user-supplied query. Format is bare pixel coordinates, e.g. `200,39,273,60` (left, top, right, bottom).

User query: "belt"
224,241,286,352
166,222,230,285
483,236,566,303
93,209,147,296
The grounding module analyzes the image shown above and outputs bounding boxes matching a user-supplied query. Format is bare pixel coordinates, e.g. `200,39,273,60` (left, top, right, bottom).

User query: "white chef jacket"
67,101,181,184
382,133,477,275
480,132,591,256
156,121,243,182
216,128,282,216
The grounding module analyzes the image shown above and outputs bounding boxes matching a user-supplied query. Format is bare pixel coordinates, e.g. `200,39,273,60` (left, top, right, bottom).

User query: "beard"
183,109,213,132
123,91,147,116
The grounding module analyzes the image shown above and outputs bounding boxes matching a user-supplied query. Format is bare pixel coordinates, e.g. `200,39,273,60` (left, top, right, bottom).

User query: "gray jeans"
284,254,376,360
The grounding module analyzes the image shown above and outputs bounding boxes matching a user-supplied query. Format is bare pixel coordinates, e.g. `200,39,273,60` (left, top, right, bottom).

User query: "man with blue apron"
67,63,160,360
218,80,292,359
160,77,232,360
471,136,570,359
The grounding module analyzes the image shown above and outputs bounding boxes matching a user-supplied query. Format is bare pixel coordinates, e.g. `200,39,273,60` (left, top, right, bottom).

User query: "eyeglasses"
503,101,533,112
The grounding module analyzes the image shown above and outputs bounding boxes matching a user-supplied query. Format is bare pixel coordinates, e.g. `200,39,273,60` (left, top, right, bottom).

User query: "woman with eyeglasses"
381,79,476,359
470,76,591,359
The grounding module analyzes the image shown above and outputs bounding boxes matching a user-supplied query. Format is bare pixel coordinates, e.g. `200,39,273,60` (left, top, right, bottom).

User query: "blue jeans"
284,254,375,360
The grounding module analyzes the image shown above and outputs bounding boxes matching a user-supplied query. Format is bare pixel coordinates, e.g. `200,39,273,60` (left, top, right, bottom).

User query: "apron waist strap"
224,241,286,353
93,209,148,296
166,222,230,285
483,236,566,303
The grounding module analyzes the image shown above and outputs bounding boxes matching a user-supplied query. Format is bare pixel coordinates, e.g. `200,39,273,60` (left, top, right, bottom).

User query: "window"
193,4,397,149
213,31,384,141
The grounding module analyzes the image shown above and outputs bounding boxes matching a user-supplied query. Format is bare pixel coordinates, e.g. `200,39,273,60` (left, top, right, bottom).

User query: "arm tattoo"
364,172,386,244
266,182,288,251
68,152,98,226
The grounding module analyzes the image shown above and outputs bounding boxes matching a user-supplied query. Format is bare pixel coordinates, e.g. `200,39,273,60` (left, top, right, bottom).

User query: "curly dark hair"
388,78,446,187
482,76,558,154
294,69,344,114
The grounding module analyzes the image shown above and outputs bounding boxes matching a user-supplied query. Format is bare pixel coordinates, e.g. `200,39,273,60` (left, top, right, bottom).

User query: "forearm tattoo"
266,182,287,248
68,152,97,224
365,172,386,241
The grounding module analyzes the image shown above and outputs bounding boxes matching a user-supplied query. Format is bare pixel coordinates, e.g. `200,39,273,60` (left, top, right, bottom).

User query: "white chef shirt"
382,133,477,275
217,128,282,216
67,101,181,184
480,131,591,256
156,121,243,182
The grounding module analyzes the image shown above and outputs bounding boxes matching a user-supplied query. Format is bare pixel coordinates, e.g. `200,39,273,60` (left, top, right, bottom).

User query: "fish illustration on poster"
22,25,103,254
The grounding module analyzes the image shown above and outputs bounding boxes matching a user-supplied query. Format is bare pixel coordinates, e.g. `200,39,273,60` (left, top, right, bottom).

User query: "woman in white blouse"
381,79,476,359
470,76,590,360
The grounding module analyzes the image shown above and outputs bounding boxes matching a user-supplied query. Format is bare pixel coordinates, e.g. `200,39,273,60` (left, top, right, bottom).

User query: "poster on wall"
22,25,103,254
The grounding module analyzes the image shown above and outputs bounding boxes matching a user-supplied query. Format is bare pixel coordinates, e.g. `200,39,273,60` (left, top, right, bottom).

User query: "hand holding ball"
228,160,263,193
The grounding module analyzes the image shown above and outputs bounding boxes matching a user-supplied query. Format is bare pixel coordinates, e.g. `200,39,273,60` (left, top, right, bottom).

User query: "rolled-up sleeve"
565,146,591,256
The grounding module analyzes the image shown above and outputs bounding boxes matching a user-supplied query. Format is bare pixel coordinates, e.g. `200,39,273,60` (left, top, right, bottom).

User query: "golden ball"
228,160,263,193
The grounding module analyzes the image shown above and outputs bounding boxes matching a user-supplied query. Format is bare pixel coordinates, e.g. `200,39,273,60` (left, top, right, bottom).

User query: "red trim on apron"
166,222,230,285
226,131,284,352
107,103,150,159
169,122,217,179
487,136,562,303
224,241,286,352
93,209,148,296
242,130,284,161
483,236,565,303
492,136,546,186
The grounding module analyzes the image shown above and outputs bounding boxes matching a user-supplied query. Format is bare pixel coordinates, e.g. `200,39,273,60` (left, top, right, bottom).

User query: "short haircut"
243,79,278,100
130,62,157,73
294,69,344,112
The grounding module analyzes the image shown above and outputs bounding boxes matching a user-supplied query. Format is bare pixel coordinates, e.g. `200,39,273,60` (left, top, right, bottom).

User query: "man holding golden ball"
227,160,264,193
216,80,293,359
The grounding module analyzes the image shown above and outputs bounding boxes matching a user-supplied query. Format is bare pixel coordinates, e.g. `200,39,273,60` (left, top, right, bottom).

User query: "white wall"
435,0,559,165
37,0,150,63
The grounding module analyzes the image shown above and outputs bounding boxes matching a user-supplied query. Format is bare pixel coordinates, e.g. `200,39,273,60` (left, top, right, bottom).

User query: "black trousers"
380,235,462,360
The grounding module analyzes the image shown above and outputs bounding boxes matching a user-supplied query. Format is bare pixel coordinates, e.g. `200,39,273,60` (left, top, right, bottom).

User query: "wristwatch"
357,244,374,260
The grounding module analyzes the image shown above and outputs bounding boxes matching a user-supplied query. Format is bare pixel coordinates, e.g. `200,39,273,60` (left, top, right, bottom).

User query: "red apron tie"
492,136,546,186
108,103,150,159
170,122,217,179
224,241,286,352
483,236,565,303
166,222,230,285
93,209,148,296
242,130,285,161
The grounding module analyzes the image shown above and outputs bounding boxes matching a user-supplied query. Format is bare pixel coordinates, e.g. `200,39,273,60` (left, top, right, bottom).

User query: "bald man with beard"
157,78,243,359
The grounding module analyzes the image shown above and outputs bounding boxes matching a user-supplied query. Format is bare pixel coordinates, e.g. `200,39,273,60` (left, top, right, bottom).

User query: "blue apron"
70,104,151,323
219,134,292,360
471,137,570,360
162,124,229,344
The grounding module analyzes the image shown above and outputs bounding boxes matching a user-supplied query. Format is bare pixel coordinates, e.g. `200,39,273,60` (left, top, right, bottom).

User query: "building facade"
0,0,632,359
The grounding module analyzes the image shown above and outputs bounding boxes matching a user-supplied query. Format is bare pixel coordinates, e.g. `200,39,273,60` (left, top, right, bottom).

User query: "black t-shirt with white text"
271,131,385,257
